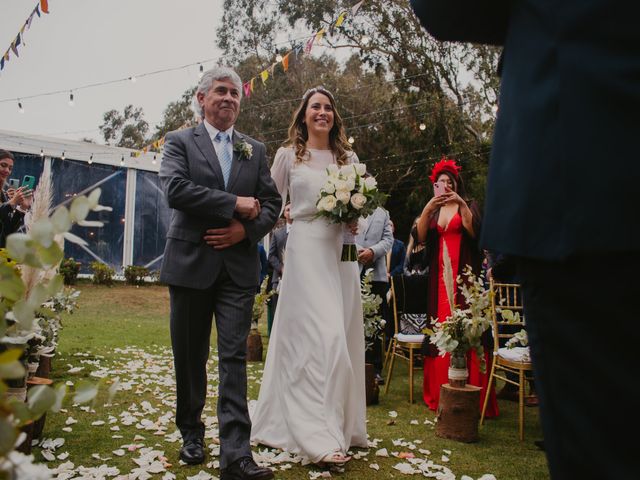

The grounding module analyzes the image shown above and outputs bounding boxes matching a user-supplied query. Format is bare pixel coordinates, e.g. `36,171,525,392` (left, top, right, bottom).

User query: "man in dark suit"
411,2,640,478
159,66,280,480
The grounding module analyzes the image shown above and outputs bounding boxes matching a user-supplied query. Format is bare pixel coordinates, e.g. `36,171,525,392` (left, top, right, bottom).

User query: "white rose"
355,163,366,176
339,164,354,176
364,176,378,190
345,178,356,191
336,190,351,205
350,192,367,210
334,179,347,191
323,180,336,194
319,195,337,212
326,164,339,175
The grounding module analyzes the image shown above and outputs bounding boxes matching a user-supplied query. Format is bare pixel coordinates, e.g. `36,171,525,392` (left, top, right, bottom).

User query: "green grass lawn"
34,284,549,479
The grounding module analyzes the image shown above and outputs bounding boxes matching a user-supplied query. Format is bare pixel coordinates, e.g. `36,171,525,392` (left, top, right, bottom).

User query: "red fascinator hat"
429,156,462,183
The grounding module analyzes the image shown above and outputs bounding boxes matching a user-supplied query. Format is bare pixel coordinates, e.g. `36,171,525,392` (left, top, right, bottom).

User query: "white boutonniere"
233,140,253,159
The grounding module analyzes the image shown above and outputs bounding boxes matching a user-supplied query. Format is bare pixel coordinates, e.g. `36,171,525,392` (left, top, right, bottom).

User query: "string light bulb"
130,76,137,83
275,53,283,62
88,154,93,165
61,151,66,160
18,101,24,114
348,136,355,144
68,92,75,107
152,154,157,165
419,123,426,131
198,64,204,79
40,149,44,157
120,155,124,166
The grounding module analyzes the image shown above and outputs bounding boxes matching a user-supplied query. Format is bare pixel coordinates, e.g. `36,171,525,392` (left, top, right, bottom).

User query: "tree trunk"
435,383,481,443
246,330,263,362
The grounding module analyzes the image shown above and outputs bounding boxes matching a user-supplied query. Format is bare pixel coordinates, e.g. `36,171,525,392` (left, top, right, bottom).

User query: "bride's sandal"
319,451,351,466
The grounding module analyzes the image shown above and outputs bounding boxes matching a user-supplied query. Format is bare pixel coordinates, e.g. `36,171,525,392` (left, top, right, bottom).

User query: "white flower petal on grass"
186,471,213,480
91,420,105,426
375,448,389,457
393,462,417,474
388,411,398,418
65,417,77,425
67,367,83,373
57,452,69,460
410,419,419,425
62,427,72,432
441,455,450,462
369,463,380,470
461,476,474,480
478,475,498,480
41,450,55,461
113,449,126,456
443,449,452,455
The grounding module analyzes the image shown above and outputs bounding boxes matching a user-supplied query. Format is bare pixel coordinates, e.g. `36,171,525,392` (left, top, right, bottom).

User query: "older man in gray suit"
356,206,394,383
159,66,280,480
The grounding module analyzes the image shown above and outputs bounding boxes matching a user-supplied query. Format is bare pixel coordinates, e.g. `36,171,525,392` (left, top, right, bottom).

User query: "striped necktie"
214,131,232,188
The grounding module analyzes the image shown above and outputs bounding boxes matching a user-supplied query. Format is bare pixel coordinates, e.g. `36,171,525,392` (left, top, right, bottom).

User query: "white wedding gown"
250,146,367,462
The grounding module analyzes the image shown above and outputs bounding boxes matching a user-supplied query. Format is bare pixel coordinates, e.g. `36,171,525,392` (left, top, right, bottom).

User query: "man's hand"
235,196,261,220
204,219,247,250
284,204,293,224
358,248,375,266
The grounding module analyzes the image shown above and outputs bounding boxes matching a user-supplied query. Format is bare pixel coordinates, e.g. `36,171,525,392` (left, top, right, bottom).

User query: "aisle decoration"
1,0,50,73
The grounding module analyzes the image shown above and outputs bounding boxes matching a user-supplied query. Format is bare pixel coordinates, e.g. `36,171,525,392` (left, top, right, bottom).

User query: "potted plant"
426,245,492,442
247,276,274,362
361,269,385,405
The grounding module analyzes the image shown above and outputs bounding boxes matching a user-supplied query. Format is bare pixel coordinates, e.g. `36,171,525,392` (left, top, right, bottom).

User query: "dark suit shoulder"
235,131,264,149
165,126,197,142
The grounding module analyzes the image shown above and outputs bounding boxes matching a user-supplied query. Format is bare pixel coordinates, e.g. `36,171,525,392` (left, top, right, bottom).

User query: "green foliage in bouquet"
90,261,115,286
251,275,274,329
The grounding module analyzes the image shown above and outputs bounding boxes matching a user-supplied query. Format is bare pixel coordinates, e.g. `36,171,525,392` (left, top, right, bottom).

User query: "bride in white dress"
250,86,367,465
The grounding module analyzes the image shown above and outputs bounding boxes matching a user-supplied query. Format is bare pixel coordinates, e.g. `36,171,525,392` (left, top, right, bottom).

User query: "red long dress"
422,212,499,417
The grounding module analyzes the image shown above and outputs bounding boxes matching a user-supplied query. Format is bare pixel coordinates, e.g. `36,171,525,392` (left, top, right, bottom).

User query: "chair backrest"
489,278,525,351
390,274,428,335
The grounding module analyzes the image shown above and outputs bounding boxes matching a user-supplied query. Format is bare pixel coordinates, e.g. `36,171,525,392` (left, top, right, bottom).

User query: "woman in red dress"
415,158,498,417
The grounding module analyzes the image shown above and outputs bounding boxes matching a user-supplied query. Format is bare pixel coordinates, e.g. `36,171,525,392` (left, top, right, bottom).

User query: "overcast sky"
0,0,226,143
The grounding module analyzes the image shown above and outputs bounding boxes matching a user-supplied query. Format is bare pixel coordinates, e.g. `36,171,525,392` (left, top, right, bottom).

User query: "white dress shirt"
203,119,234,166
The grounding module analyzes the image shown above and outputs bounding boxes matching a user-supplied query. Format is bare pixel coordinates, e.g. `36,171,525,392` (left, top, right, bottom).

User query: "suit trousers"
169,267,255,469
517,252,640,480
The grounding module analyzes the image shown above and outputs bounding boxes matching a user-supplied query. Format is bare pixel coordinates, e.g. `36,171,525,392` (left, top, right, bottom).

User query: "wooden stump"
435,383,482,443
365,363,379,405
246,331,263,362
27,377,54,440
16,422,34,455
36,355,52,378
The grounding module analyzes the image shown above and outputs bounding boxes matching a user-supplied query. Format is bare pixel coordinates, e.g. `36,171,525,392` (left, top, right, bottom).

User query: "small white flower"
345,178,356,191
233,140,253,159
334,179,347,191
350,193,367,210
336,190,351,205
326,164,339,175
339,164,354,176
355,163,366,176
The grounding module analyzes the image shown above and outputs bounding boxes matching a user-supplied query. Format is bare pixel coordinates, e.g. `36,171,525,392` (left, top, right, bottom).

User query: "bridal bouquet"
315,163,387,261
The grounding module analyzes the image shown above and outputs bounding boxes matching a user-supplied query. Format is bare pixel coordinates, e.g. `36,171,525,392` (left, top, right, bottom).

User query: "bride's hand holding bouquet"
315,163,387,261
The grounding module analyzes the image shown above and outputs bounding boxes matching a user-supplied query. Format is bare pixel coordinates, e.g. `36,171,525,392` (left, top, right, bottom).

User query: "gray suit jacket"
267,225,288,290
159,123,281,289
356,207,394,283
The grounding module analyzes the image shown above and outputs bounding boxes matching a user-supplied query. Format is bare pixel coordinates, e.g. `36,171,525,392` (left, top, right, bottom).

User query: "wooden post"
435,383,482,443
365,363,379,405
27,376,54,440
246,330,263,362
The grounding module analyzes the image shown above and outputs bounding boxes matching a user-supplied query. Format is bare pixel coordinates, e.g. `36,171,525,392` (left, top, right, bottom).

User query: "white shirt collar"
203,119,234,141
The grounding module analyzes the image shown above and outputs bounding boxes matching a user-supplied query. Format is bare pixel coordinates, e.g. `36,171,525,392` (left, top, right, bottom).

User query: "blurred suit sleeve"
410,0,510,45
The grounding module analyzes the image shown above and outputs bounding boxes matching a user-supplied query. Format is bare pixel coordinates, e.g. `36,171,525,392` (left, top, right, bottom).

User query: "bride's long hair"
285,86,352,166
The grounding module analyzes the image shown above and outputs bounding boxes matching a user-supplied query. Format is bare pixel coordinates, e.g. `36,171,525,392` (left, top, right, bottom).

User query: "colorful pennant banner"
0,1,50,73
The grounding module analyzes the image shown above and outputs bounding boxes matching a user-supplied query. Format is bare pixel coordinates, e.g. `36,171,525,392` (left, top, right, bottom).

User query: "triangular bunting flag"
268,63,276,76
3,51,9,61
40,0,50,14
260,69,269,84
243,82,251,98
10,37,20,57
352,0,365,15
282,52,290,72
0,57,4,71
294,45,302,58
304,36,314,55
35,5,41,17
26,11,35,28
335,11,347,27
315,28,326,44
250,78,255,92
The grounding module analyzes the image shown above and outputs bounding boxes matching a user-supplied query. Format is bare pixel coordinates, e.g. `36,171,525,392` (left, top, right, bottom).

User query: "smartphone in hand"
22,175,36,190
433,182,447,197
8,178,20,189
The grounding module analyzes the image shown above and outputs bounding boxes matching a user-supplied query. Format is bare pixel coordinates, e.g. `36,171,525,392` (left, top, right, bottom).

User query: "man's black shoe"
220,456,274,480
179,437,205,465
375,373,385,386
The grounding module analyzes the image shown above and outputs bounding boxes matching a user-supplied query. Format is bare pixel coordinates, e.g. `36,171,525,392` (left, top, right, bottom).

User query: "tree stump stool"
365,363,379,405
36,355,52,378
246,331,263,362
435,383,481,443
27,376,54,441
